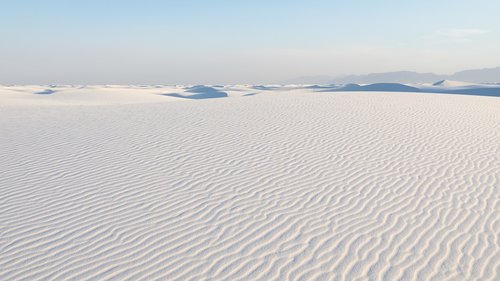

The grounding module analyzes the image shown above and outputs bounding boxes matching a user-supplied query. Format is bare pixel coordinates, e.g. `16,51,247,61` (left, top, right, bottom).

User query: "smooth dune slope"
1,88,499,280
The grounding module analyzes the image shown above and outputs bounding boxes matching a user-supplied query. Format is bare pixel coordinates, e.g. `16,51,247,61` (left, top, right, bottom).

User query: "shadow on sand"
34,89,56,95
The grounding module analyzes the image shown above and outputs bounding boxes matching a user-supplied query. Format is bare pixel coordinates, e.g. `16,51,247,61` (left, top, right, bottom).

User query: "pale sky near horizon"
1,0,499,84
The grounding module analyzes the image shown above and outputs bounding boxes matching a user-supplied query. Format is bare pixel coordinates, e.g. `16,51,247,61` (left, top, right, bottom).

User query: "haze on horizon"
1,0,500,85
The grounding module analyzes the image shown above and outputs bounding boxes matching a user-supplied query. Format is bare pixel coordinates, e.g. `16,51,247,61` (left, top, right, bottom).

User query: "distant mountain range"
284,67,500,85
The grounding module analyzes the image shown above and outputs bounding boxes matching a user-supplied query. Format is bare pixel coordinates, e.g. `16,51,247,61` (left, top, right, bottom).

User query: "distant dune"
163,85,228,99
1,85,499,280
330,83,422,92
316,81,500,97
432,80,475,87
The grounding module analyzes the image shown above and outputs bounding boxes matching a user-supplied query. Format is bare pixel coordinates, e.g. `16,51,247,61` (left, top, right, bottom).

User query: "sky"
1,0,500,84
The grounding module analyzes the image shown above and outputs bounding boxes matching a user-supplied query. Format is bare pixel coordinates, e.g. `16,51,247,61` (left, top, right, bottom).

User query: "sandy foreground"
1,86,499,280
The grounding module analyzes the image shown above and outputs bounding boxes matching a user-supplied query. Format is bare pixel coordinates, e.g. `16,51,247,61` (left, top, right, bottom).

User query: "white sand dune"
431,80,480,88
0,85,186,106
1,86,499,280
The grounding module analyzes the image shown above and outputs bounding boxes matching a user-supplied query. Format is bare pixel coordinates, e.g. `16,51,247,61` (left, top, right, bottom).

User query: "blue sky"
1,0,499,84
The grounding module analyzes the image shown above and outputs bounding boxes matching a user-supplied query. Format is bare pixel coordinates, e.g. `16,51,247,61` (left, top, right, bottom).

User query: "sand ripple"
1,91,499,280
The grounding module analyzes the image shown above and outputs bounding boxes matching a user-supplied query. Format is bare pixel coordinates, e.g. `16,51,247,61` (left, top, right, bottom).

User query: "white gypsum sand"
0,86,499,280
